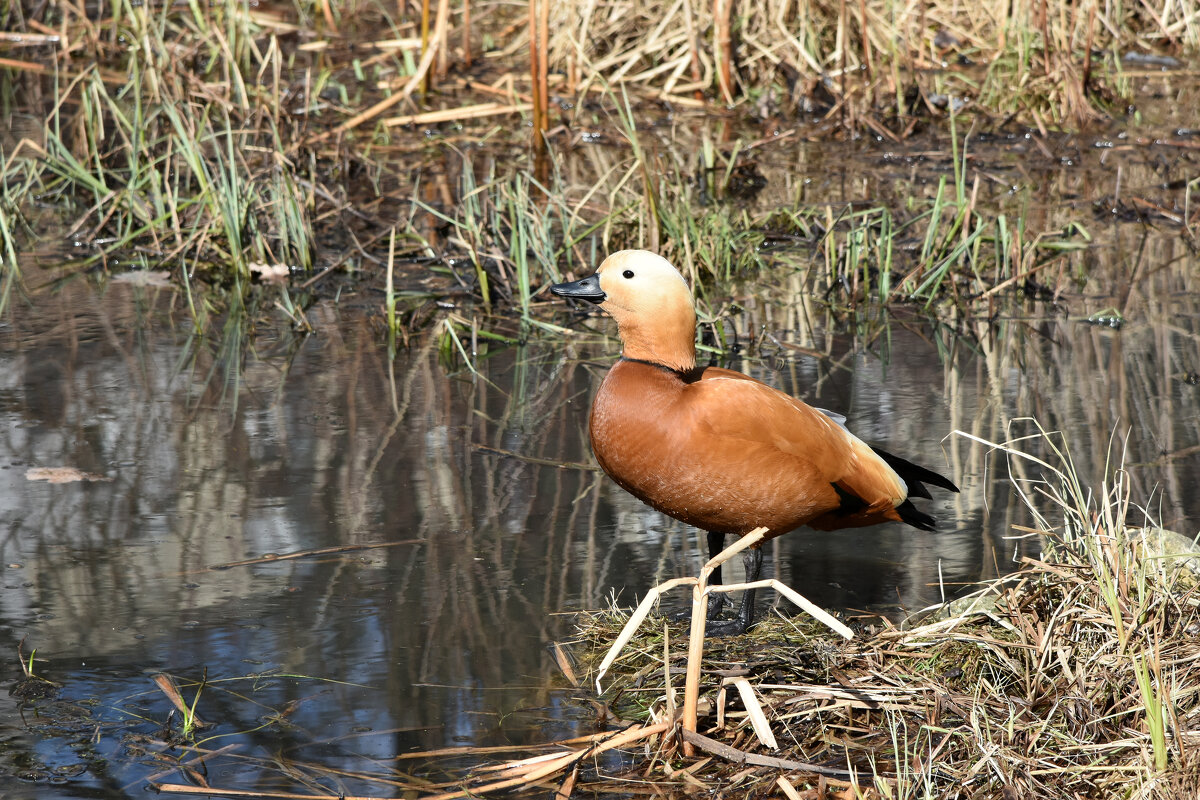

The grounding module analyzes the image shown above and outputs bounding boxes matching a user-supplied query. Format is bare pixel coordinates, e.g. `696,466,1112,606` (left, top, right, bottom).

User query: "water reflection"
2,263,1199,796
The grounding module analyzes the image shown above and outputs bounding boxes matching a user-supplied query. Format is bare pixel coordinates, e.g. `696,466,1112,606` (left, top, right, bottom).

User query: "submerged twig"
207,539,424,570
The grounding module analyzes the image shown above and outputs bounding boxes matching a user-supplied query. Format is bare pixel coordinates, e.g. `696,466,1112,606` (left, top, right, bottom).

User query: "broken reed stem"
598,525,851,759
682,527,768,755
682,564,710,756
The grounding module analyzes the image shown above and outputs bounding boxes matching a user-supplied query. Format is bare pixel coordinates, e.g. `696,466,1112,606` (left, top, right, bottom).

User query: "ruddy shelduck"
551,250,958,635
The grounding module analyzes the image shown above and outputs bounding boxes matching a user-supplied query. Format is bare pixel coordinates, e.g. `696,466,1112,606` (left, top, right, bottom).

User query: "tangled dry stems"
558,424,1200,798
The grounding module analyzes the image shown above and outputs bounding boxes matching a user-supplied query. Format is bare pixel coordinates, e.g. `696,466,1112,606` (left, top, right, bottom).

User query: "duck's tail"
870,446,959,531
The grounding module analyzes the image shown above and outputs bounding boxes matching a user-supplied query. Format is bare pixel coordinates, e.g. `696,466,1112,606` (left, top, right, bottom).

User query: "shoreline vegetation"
0,0,1196,329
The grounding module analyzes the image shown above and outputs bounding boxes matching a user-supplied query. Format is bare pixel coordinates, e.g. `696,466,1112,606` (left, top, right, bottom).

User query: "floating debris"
25,467,112,484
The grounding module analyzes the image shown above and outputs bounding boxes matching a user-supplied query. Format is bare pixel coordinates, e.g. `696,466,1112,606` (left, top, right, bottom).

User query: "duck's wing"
680,372,909,510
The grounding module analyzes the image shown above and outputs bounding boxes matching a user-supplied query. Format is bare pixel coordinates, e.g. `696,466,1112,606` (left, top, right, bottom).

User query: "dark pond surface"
3,252,1200,797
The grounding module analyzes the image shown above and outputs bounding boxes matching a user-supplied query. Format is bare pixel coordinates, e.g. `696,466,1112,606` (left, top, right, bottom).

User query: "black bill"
549,273,605,304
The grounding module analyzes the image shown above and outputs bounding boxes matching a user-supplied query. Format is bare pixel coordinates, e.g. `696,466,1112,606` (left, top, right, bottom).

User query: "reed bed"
1,0,1193,322
548,0,1195,126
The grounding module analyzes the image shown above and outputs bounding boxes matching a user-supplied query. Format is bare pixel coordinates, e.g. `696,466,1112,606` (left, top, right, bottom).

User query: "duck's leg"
705,546,763,637
704,531,730,619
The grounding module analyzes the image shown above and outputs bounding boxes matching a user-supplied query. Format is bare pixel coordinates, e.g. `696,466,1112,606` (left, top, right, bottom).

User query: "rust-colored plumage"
551,250,958,634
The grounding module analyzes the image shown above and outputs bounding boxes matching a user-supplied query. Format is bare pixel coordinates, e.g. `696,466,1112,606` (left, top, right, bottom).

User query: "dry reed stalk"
681,564,710,756
0,31,60,44
385,101,532,126
300,36,422,53
1038,0,1051,75
533,0,550,147
713,0,733,103
681,529,773,752
462,0,472,67
419,0,433,94
435,0,451,80
1082,2,1096,91
318,0,337,32
529,0,542,143
857,0,871,78
0,56,50,73
528,0,551,179
681,0,704,99
538,0,549,117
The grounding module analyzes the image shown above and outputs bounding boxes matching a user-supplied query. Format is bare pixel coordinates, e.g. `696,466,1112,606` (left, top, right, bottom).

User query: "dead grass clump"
546,421,1200,798
549,0,1194,126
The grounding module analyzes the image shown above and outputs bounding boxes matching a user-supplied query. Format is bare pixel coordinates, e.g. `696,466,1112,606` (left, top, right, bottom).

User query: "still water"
2,253,1199,796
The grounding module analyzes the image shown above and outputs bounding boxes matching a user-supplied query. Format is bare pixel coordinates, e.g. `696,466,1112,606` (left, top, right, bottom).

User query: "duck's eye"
622,269,634,279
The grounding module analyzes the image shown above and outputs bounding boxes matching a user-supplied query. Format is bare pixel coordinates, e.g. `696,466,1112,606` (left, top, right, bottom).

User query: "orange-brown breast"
588,360,908,539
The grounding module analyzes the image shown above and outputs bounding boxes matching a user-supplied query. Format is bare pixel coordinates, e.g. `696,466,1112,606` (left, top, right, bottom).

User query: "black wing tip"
870,446,960,496
869,446,956,532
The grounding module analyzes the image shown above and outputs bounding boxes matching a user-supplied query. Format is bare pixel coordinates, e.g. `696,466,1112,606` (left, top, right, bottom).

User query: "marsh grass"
529,419,1200,798
0,191,19,314
5,0,322,305
0,0,1189,333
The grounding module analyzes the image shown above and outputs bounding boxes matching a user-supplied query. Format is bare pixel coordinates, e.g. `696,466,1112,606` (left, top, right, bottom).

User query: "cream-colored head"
593,250,696,372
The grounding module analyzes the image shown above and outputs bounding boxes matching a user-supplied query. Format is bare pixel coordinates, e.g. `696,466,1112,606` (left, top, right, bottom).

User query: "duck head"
551,250,696,372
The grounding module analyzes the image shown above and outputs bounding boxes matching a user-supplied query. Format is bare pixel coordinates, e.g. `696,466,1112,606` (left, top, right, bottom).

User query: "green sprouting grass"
0,170,22,316
8,0,317,300
408,121,1092,343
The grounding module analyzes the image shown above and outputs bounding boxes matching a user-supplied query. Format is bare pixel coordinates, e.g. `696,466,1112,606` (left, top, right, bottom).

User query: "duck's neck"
617,312,696,374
